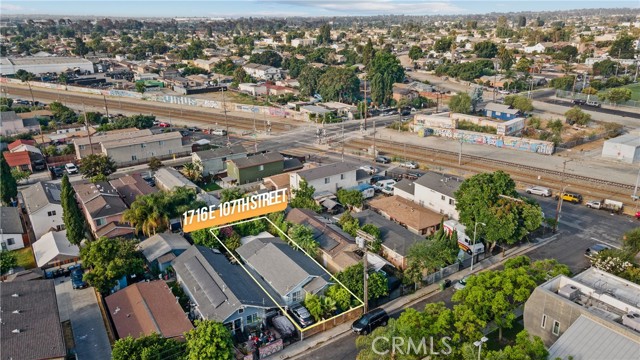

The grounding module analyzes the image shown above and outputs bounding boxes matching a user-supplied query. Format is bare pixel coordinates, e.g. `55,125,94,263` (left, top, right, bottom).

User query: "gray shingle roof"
352,210,425,257
394,179,415,195
194,145,247,160
295,162,356,182
414,172,462,198
0,207,24,234
236,237,330,297
21,181,62,214
230,152,283,169
483,102,521,115
0,280,67,360
285,208,355,256
172,246,279,322
138,233,190,263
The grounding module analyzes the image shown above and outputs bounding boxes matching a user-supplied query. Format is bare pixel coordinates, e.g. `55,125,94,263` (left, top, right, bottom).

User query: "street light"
470,221,486,272
474,336,489,360
554,184,570,233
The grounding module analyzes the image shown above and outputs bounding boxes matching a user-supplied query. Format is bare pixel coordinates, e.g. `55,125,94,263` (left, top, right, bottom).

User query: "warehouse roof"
6,56,93,65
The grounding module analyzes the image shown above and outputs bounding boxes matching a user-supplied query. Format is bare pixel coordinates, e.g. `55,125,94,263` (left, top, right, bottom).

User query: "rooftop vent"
11,294,19,298
12,310,20,314
558,284,580,301
11,329,21,333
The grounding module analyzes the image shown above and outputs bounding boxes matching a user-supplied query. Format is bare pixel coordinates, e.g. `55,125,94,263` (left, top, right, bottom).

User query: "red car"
159,122,170,128
635,211,640,220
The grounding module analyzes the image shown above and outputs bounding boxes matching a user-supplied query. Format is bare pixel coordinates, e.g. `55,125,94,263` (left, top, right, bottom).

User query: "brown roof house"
109,174,157,207
105,281,193,340
368,195,443,236
1,280,67,360
286,208,360,273
73,181,134,239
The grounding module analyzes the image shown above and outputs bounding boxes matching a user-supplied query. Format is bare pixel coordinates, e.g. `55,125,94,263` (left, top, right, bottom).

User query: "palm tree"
123,193,169,236
561,61,575,75
181,162,202,182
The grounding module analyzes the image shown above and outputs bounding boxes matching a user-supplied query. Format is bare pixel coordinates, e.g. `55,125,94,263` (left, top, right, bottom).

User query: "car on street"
50,166,64,179
179,130,189,137
375,156,391,164
211,129,227,136
188,127,201,132
352,308,389,335
498,90,510,95
65,163,79,174
585,244,611,257
359,165,377,174
400,161,418,169
289,305,315,328
454,275,471,291
555,192,582,204
71,268,88,289
585,100,601,108
159,122,170,128
525,186,552,197
572,99,586,105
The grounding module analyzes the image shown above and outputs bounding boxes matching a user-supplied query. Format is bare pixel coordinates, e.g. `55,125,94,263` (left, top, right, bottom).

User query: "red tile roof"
105,281,193,340
8,139,36,151
3,151,31,167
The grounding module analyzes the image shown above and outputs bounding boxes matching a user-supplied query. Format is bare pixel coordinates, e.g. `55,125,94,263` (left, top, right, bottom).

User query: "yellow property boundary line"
208,216,365,333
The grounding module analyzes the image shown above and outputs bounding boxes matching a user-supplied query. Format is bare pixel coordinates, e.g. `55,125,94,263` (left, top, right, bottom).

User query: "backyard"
11,246,36,269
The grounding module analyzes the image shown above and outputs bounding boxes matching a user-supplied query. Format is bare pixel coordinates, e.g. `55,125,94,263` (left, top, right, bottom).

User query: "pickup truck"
586,199,623,213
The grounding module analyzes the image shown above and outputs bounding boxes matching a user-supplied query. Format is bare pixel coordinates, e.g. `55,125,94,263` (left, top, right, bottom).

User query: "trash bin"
439,282,446,291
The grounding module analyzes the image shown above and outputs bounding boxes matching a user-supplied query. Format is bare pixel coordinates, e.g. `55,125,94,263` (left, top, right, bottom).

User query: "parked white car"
65,163,79,174
454,275,471,291
400,161,418,169
359,165,377,174
525,186,552,197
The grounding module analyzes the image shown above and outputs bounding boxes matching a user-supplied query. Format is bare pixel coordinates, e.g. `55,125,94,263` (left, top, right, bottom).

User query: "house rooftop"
369,195,443,231
285,208,356,257
73,128,152,146
73,181,128,218
229,152,283,169
295,162,356,182
352,209,425,257
154,167,198,190
236,237,330,297
414,171,463,198
101,131,182,149
394,178,415,195
32,230,79,268
138,233,191,263
484,102,521,115
194,145,247,161
109,174,157,207
3,151,31,167
105,281,194,340
0,280,67,360
0,207,24,234
21,181,62,214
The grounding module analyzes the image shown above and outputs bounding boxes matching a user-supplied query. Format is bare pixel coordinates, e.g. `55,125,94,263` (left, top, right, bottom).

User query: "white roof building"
32,230,80,268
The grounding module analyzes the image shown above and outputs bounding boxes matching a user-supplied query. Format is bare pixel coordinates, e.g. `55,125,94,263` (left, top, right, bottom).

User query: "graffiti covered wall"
426,127,554,155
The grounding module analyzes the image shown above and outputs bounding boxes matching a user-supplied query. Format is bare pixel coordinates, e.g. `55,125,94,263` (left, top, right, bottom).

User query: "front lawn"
12,246,36,269
199,181,222,192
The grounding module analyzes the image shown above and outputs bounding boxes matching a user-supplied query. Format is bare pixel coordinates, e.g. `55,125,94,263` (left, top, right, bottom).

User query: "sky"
1,0,638,18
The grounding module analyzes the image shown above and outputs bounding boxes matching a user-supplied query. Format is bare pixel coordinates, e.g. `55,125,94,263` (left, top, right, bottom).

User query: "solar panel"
48,188,61,202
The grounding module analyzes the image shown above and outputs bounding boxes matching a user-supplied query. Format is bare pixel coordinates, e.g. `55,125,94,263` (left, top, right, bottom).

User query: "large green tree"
0,155,17,205
287,224,319,257
408,45,423,61
454,171,543,250
504,95,533,112
452,265,537,340
124,188,202,236
185,320,234,360
80,237,145,294
336,189,363,209
298,65,324,97
564,106,592,125
290,180,322,212
112,334,185,360
601,87,632,105
473,41,498,59
336,262,388,302
369,51,405,106
405,226,458,285
317,67,360,103
609,33,636,59
0,250,17,274
448,92,472,114
79,154,117,182
61,174,87,245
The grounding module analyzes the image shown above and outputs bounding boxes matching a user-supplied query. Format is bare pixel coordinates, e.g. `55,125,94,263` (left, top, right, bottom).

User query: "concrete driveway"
55,277,112,360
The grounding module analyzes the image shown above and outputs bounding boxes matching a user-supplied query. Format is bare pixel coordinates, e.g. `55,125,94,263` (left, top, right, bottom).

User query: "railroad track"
345,137,636,210
2,84,296,133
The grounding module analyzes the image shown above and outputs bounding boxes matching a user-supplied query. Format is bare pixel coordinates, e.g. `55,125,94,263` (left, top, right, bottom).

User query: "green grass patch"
12,246,36,269
623,83,640,101
485,318,525,351
199,181,222,192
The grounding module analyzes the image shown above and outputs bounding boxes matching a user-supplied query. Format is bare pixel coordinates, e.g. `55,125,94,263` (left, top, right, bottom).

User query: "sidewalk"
276,233,560,359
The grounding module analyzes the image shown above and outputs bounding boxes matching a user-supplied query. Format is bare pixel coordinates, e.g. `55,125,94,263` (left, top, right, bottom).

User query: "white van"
211,129,227,136
374,179,396,192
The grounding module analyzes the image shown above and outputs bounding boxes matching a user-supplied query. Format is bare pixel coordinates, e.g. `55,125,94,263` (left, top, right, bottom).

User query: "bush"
457,120,496,134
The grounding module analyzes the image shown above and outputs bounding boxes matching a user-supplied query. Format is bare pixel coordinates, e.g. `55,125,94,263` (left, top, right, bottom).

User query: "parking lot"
54,276,112,360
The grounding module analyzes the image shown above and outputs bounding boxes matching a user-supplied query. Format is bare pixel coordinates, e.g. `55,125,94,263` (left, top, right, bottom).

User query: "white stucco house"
394,171,462,220
0,207,25,251
21,181,65,240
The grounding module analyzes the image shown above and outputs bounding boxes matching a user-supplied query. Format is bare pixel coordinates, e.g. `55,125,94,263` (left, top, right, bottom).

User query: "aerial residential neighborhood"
1,2,640,360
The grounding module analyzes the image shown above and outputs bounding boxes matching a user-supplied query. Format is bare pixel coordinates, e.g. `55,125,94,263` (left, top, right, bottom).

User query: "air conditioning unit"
622,313,640,332
558,284,580,301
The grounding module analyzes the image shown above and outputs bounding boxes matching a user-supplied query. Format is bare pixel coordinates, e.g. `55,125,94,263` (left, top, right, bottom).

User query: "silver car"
526,186,551,197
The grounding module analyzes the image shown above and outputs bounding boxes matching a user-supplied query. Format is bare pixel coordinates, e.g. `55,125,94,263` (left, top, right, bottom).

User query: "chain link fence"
556,90,640,109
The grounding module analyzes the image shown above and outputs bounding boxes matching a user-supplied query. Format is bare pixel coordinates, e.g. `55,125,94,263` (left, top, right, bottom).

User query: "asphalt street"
304,194,638,360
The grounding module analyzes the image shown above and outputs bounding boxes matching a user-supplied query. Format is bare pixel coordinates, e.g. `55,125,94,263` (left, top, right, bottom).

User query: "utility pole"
102,94,110,119
83,103,94,155
553,159,572,232
222,86,229,146
341,118,345,162
372,119,376,161
26,81,35,106
363,77,368,131
458,140,462,166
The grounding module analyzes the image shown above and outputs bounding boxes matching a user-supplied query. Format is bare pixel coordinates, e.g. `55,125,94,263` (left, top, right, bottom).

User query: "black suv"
352,308,389,335
50,166,64,179
572,99,586,105
289,305,315,328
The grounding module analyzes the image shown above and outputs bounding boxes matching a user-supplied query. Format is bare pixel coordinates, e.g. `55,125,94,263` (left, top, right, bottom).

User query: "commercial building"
602,133,640,164
73,128,152,159
0,56,94,75
523,268,640,360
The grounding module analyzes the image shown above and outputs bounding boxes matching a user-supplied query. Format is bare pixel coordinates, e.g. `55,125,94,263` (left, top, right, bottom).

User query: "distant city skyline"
1,1,639,18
